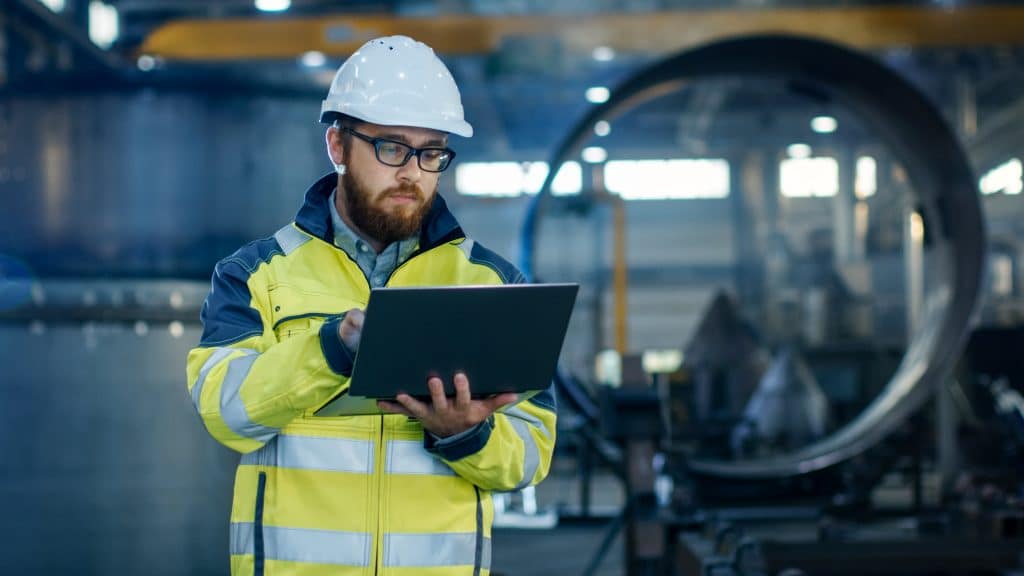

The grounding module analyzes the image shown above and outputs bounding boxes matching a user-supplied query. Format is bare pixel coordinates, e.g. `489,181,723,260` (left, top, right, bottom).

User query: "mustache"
382,184,424,199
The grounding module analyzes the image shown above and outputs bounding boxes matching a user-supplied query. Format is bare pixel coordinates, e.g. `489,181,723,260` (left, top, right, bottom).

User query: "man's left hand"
377,373,517,438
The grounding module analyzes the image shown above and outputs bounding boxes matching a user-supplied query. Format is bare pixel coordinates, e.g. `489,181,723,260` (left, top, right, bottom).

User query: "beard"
340,165,436,246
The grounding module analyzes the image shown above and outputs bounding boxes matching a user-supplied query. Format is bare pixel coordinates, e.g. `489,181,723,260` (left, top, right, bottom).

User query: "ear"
326,126,345,166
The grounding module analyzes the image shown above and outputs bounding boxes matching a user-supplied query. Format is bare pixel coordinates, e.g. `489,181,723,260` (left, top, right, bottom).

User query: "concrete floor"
492,523,625,576
491,462,627,576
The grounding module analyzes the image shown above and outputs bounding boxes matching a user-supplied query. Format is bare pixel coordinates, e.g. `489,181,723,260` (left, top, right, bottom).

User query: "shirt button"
358,244,368,253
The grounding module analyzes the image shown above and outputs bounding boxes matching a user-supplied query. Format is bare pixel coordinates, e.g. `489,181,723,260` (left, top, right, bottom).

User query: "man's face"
330,123,445,246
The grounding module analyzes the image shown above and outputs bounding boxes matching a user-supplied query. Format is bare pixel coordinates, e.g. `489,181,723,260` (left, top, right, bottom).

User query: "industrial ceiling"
5,0,1024,160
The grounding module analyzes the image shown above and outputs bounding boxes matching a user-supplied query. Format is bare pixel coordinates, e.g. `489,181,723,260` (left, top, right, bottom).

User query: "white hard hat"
320,35,473,138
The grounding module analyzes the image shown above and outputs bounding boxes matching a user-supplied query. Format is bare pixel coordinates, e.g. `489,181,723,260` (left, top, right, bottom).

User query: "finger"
428,378,449,412
347,308,365,329
453,373,471,410
395,393,431,419
377,400,413,417
480,392,518,413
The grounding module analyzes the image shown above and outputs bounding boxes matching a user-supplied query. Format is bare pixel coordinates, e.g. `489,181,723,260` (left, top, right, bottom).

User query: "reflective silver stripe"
220,353,279,443
384,533,485,567
481,535,492,570
458,238,475,261
509,418,540,491
240,434,374,474
386,440,455,476
191,347,237,410
230,521,253,557
274,225,311,256
231,522,371,566
504,406,553,441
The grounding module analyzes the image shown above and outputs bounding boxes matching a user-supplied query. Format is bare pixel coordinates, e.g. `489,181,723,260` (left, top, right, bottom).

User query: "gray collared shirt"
329,189,419,288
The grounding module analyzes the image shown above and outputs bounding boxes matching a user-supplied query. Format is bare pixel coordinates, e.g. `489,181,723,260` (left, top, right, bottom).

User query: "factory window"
88,1,119,49
979,158,1023,195
604,159,730,200
455,161,581,197
855,156,877,198
780,157,839,198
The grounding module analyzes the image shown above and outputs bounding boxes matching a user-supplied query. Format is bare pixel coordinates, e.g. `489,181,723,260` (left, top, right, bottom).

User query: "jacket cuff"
319,315,354,377
424,417,493,461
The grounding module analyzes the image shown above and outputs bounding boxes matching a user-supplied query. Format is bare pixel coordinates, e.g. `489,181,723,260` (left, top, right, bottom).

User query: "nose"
395,154,423,185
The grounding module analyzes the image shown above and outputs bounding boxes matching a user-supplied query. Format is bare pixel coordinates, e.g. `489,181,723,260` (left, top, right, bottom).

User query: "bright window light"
255,0,291,12
455,163,527,197
455,162,581,197
582,146,607,164
586,86,610,104
855,156,877,198
605,159,730,200
547,162,582,195
780,157,839,198
38,0,65,11
594,121,611,137
592,46,616,62
88,1,118,49
980,158,1023,195
300,51,327,68
811,115,838,134
787,143,812,159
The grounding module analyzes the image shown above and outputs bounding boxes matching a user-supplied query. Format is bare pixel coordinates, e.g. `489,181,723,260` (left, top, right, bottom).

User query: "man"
186,36,556,576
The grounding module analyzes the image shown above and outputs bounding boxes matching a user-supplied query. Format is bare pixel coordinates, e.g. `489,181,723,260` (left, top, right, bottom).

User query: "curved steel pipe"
520,35,985,478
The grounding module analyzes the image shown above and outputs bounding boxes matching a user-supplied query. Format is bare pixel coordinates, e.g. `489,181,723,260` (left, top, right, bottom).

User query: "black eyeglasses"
343,127,456,173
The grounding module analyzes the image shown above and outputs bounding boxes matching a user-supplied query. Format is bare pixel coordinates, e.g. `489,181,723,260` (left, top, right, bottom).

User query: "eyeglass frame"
340,127,456,173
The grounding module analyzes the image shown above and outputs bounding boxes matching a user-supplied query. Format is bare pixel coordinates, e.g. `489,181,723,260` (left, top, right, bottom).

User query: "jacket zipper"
254,471,267,576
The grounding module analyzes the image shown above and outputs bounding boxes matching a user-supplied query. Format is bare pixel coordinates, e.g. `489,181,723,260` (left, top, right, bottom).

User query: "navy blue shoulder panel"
198,235,282,347
294,173,336,243
469,240,526,285
420,194,463,249
527,384,558,412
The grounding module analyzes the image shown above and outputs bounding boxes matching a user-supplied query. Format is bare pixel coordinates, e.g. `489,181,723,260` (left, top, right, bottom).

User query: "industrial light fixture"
787,143,812,159
592,46,616,62
811,115,838,134
593,120,611,137
137,54,156,71
585,86,610,104
300,51,327,68
582,146,608,163
255,0,290,12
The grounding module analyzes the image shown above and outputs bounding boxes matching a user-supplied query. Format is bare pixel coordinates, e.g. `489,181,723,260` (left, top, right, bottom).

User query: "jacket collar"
295,172,464,252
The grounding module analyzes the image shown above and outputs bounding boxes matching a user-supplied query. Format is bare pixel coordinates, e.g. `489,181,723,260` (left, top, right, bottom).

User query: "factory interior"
4,1,1024,575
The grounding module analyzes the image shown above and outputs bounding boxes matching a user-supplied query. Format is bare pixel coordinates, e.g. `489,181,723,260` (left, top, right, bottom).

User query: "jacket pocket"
272,314,325,341
254,471,267,576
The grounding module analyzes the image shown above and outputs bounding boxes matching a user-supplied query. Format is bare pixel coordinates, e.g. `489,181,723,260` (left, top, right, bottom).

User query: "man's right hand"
338,308,365,355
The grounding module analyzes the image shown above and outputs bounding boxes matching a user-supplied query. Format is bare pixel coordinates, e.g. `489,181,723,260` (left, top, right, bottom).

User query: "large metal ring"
520,35,985,478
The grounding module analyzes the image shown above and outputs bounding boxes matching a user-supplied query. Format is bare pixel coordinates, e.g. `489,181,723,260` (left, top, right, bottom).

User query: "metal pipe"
613,194,628,354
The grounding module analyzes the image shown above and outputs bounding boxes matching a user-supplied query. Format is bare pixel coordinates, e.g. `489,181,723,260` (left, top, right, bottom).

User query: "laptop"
315,283,579,416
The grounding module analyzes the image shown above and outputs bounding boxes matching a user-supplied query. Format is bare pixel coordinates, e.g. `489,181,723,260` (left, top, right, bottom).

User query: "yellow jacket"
185,174,557,576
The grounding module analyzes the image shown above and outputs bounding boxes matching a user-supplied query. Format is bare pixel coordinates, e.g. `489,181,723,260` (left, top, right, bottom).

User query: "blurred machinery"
525,36,1023,576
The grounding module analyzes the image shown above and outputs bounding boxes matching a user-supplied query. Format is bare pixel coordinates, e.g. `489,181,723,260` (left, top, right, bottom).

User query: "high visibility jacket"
185,173,557,576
